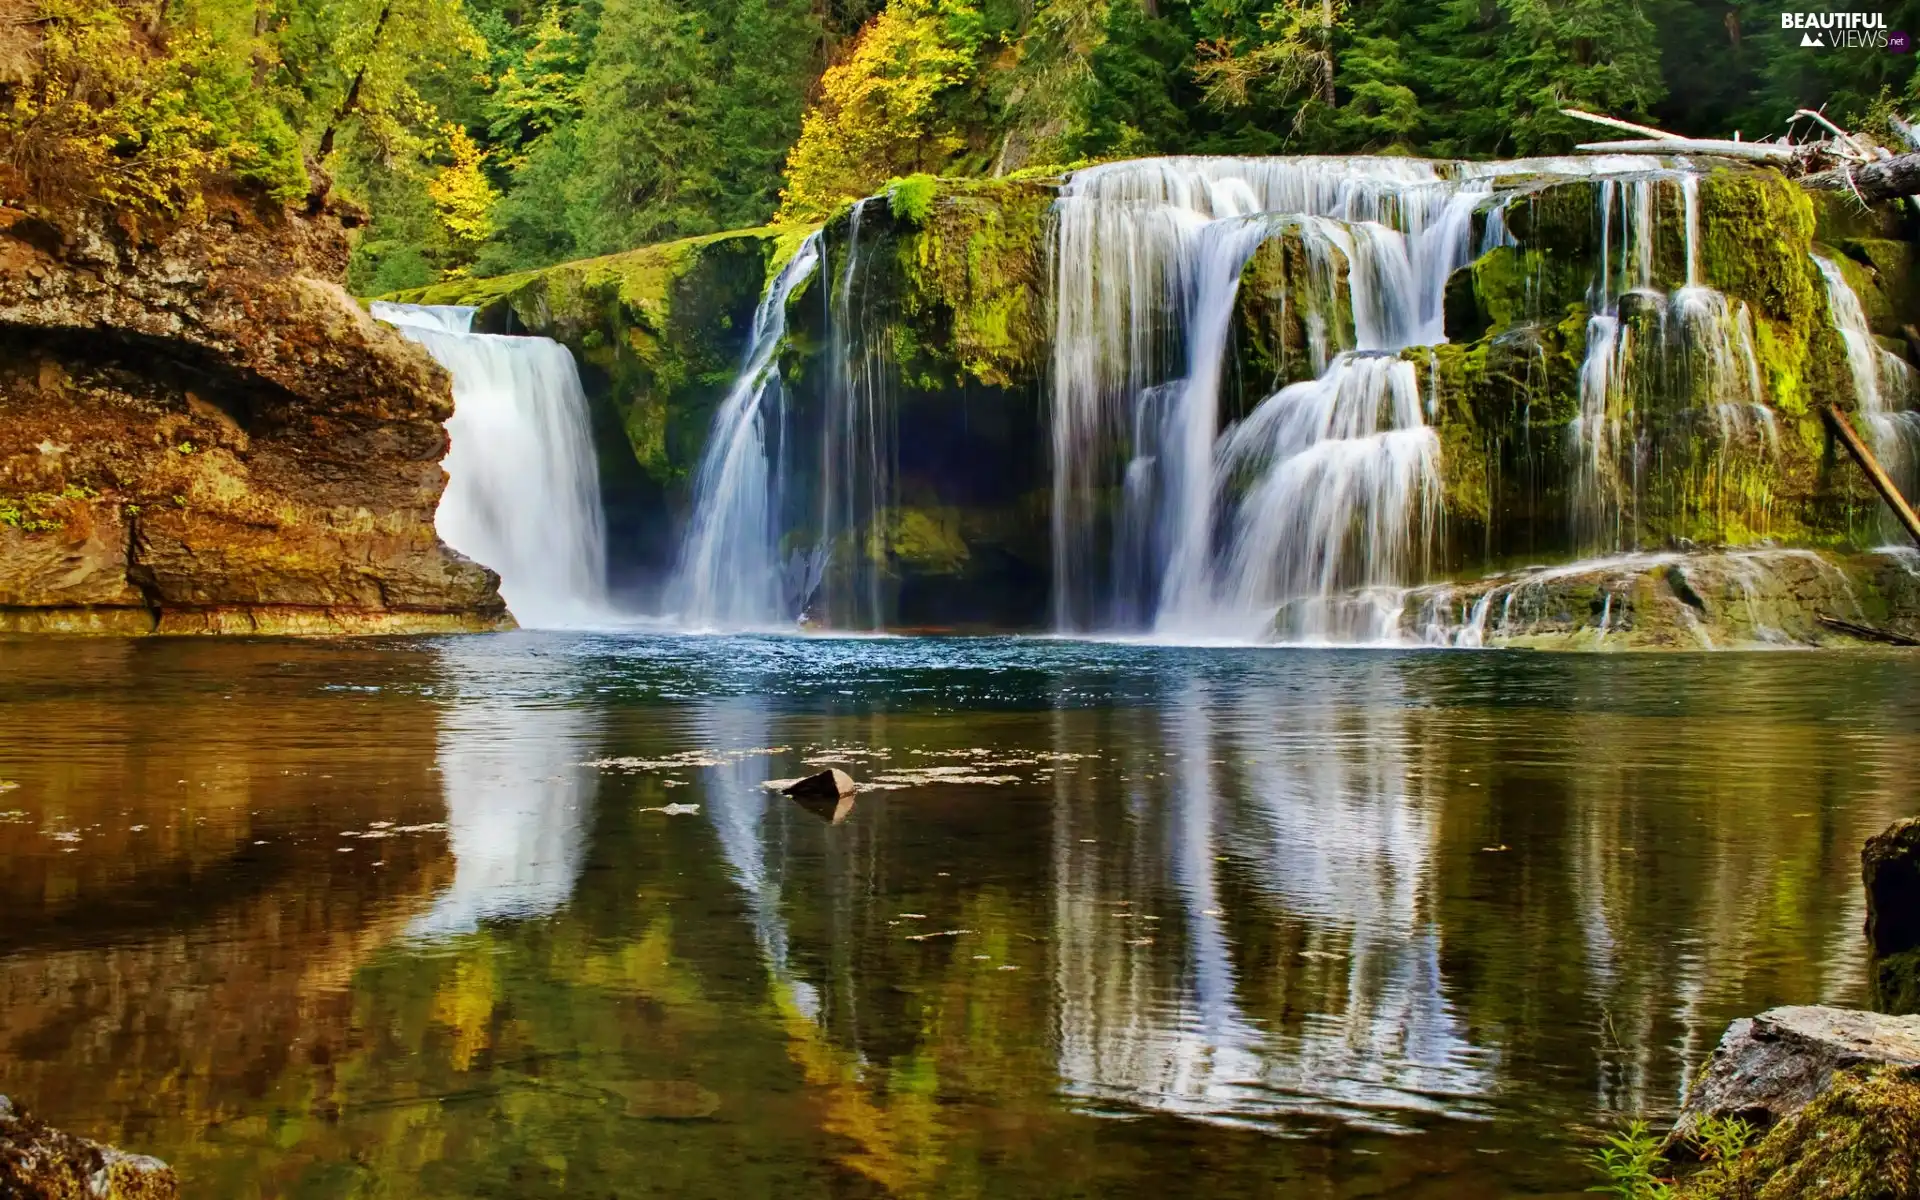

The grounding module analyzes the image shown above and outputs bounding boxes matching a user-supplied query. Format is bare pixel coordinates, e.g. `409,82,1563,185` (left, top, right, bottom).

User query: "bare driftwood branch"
1801,153,1920,204
1575,138,1797,161
1791,108,1876,161
1824,404,1920,549
1560,109,1685,141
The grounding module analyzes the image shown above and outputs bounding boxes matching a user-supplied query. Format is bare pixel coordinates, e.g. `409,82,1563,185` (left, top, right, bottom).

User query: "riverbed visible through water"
1,634,1914,1198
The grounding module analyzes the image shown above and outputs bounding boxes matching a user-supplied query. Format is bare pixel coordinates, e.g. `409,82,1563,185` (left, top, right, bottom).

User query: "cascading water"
1813,253,1920,501
815,198,897,630
372,302,608,627
668,236,824,630
1049,155,1645,640
1566,177,1775,554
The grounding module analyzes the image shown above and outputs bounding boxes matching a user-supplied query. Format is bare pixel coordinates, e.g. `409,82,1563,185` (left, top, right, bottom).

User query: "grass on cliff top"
370,225,815,311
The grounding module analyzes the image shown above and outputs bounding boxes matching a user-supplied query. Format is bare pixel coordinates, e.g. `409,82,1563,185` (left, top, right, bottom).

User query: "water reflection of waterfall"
696,702,821,1020
372,302,608,628
409,647,598,939
1052,668,1492,1130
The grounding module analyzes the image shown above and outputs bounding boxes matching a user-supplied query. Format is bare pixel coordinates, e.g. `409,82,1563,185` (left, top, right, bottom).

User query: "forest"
3,0,1917,294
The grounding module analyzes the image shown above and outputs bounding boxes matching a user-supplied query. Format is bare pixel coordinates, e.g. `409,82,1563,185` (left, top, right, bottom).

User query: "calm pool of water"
1,635,1915,1197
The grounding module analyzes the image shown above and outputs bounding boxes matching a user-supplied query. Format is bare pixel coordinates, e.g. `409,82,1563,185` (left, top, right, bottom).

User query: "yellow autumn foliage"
0,0,306,214
778,0,975,220
426,122,499,262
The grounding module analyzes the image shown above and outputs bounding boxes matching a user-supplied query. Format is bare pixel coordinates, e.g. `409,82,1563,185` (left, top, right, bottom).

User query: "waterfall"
1812,254,1920,503
816,198,896,630
1049,156,1584,639
1563,177,1774,554
668,236,824,630
373,302,608,627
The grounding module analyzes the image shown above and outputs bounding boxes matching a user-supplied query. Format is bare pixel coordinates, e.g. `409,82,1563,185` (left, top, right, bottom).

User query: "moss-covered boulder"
1418,167,1903,574
1674,1065,1920,1199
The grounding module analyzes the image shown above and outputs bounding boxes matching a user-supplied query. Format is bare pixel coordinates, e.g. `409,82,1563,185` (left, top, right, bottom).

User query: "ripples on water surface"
1,634,1915,1197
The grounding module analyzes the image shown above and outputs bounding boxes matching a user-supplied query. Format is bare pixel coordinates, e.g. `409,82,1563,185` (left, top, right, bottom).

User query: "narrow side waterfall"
816,198,897,630
1813,254,1920,502
372,302,608,627
1565,179,1774,553
668,236,824,629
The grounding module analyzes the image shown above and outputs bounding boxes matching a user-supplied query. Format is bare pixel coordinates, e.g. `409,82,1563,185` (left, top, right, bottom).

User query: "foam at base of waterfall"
376,305,608,628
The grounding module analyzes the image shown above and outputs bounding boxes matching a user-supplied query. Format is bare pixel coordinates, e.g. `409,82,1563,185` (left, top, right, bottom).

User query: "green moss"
869,507,971,573
1873,948,1920,1016
886,174,939,225
1422,343,1491,528
1676,1065,1920,1200
893,175,1054,389
1697,169,1817,326
1236,226,1354,400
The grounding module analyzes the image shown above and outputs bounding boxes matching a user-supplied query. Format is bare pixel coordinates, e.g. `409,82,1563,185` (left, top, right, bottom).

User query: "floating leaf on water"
638,803,701,816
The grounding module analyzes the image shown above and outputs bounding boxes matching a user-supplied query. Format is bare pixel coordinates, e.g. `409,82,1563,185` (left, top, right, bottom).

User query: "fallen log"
1560,108,1685,141
1824,404,1920,548
1801,152,1920,204
1816,613,1920,647
1575,138,1796,161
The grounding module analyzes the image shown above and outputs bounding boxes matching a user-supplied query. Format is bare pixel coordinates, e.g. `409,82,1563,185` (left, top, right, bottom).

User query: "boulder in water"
1867,818,1920,1015
784,769,857,800
0,1095,177,1199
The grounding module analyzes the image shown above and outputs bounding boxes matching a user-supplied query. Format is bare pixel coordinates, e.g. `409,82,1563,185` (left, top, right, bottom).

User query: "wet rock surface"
0,192,510,635
1672,1005,1920,1145
1400,548,1920,649
1867,818,1920,1015
0,1095,177,1199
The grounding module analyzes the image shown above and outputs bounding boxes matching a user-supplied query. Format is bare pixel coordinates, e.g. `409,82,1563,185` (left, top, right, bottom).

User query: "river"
1,634,1913,1197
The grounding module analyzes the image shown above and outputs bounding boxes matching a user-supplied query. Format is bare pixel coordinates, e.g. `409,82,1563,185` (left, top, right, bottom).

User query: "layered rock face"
0,194,510,634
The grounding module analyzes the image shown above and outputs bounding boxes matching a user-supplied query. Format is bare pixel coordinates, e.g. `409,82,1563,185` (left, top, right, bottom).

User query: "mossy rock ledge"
1665,1005,1920,1199
0,1094,178,1199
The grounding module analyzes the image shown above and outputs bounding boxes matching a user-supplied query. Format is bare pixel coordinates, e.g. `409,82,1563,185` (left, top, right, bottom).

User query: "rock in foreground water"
1673,1005,1920,1144
784,769,856,800
1867,818,1920,1015
0,1096,177,1199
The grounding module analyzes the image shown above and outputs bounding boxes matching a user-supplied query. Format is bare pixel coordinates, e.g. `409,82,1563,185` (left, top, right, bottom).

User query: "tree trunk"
1319,0,1335,106
315,2,395,161
1802,153,1920,206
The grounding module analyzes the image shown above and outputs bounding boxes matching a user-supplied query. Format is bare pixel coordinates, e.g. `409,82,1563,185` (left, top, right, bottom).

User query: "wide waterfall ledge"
376,154,1920,648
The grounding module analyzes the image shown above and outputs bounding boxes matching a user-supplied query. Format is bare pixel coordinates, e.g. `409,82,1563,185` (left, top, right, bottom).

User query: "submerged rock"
0,190,511,635
0,1095,177,1199
1671,1005,1920,1147
1867,818,1920,1015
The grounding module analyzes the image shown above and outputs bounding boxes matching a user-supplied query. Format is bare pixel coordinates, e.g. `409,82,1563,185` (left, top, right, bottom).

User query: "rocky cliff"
0,192,510,634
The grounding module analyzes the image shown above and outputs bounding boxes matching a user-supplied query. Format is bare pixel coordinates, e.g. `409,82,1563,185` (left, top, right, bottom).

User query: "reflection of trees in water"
1051,666,1492,1131
1541,659,1911,1117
